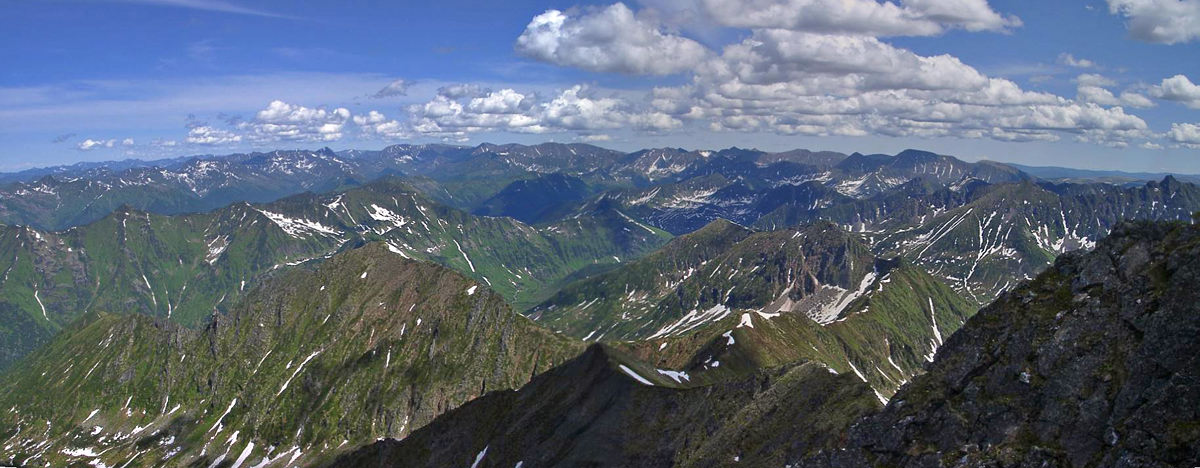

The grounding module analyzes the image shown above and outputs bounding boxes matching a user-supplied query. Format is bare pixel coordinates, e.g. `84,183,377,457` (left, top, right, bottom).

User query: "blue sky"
2,0,1199,172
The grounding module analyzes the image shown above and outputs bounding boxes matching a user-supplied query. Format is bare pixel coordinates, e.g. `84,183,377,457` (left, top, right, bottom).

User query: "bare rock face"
807,220,1200,467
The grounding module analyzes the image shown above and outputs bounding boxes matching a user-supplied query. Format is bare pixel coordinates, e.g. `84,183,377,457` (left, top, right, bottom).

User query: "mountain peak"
688,217,754,238
895,148,940,159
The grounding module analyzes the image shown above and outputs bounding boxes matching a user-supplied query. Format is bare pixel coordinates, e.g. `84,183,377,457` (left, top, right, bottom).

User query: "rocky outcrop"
806,220,1200,467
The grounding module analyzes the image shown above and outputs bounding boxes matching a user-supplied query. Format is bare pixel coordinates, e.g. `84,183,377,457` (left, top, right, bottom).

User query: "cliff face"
810,220,1200,467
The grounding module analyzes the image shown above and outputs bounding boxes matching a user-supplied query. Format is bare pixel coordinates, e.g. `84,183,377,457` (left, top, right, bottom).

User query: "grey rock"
803,220,1200,468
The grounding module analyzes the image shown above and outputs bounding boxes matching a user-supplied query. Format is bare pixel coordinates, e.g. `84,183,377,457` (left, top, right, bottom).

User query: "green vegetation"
0,177,671,370
532,220,975,397
0,243,582,467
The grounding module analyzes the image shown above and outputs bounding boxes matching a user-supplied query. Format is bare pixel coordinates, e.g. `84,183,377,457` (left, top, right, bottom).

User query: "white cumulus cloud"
400,84,680,139
516,3,711,75
352,110,409,139
1151,74,1200,108
1074,74,1155,108
186,125,242,145
76,138,115,150
504,2,1163,147
1167,122,1200,148
242,100,351,142
1107,0,1200,44
699,0,1019,36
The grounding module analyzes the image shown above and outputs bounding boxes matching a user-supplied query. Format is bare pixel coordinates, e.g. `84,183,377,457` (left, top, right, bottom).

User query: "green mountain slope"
0,205,334,371
612,258,973,400
473,173,593,223
0,177,670,370
530,220,975,398
261,178,671,309
327,345,879,468
0,243,582,467
322,220,1200,468
528,218,756,340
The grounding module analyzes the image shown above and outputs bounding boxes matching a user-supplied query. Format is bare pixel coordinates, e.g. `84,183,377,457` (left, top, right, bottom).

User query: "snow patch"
208,398,238,434
847,360,868,383
277,350,321,396
618,364,654,386
649,304,731,339
254,209,341,239
61,447,101,457
469,446,489,468
451,239,476,273
656,369,690,383
33,290,48,321
229,442,255,468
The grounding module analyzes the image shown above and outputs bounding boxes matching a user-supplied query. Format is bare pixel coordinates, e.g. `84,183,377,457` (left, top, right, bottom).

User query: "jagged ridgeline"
0,142,696,232
868,176,1200,304
606,170,1200,309
602,149,1028,235
329,220,1200,468
0,144,632,231
531,220,974,398
7,142,1199,327
0,177,670,370
0,243,582,467
0,148,372,231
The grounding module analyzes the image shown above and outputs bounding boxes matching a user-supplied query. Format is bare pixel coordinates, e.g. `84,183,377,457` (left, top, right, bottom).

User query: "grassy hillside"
0,243,583,467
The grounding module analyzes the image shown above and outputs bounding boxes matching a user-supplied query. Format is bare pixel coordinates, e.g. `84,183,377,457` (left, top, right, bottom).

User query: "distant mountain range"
4,143,1195,232
1008,163,1200,185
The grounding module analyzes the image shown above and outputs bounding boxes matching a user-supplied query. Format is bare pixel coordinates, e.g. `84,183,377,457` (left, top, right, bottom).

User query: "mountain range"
0,176,669,371
1,142,1197,467
332,215,1200,468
